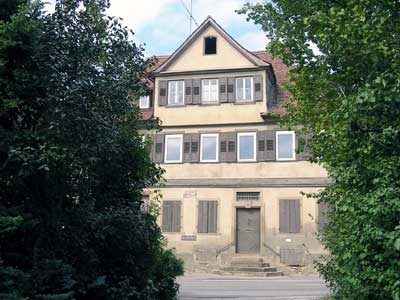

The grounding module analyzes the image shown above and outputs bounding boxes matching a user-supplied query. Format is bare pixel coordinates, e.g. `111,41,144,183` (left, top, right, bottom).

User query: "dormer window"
204,36,217,55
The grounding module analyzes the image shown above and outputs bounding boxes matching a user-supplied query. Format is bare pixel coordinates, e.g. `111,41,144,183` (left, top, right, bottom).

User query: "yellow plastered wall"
166,26,255,72
150,187,325,255
154,70,268,126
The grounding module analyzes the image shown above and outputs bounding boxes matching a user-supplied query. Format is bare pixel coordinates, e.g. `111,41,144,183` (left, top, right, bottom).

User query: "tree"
239,1,400,299
0,1,183,299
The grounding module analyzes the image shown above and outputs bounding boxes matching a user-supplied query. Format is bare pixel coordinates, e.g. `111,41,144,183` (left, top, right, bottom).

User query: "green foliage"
240,1,400,299
0,0,182,299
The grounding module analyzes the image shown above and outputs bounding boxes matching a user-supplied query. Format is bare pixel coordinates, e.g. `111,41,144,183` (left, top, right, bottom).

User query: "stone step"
230,258,269,268
222,266,278,273
222,270,284,277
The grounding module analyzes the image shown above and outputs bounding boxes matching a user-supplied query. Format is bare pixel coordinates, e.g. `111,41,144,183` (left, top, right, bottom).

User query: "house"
140,16,329,273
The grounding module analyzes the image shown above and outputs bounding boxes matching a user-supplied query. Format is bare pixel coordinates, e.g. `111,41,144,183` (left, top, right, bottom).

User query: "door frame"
233,202,264,254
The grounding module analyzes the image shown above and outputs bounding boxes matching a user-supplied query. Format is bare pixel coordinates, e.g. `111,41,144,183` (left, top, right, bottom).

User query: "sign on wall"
183,190,197,198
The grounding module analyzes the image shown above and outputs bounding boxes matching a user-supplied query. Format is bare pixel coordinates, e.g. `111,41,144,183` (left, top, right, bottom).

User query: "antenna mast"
189,0,193,34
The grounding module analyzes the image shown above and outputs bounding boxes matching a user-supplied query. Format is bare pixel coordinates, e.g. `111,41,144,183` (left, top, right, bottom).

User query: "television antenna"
179,0,198,34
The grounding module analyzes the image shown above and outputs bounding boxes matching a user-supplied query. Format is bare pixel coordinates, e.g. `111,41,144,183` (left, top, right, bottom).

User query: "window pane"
278,133,294,159
202,135,217,161
169,82,176,104
166,137,181,161
139,96,149,109
239,135,254,160
202,80,210,102
177,81,184,104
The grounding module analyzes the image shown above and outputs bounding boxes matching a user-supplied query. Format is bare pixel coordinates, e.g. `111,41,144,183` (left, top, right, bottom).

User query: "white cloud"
237,31,269,51
107,0,177,32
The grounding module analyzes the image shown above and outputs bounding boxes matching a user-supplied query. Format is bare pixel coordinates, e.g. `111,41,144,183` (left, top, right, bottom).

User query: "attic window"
204,36,217,55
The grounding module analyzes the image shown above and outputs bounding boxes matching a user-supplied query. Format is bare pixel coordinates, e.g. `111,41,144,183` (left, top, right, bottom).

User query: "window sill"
235,100,255,105
166,104,185,108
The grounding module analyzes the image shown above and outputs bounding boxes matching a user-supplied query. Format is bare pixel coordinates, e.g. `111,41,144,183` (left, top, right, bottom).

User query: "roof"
155,16,269,73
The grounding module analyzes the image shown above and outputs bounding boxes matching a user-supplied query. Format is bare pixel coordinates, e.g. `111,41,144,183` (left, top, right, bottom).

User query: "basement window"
204,36,217,55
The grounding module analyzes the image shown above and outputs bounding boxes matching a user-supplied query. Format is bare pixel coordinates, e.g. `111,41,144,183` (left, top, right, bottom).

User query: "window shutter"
192,79,201,104
183,134,192,162
227,77,235,103
219,77,228,103
296,133,311,161
190,133,200,162
219,132,236,162
198,201,208,233
257,131,267,161
184,79,193,105
318,202,331,230
253,75,263,101
158,80,167,106
256,130,275,161
279,200,290,233
289,199,301,233
153,134,164,163
208,201,218,233
162,201,172,232
171,201,181,232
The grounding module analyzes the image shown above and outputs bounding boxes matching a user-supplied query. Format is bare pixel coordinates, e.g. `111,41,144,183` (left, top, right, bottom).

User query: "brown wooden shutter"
279,200,290,233
208,201,218,233
296,133,311,161
257,131,267,161
162,201,172,232
219,77,228,103
289,199,301,233
192,79,201,104
184,79,193,105
220,132,236,162
227,77,235,102
183,134,192,162
318,201,331,230
153,134,164,163
171,201,181,232
257,130,275,161
158,80,167,106
198,201,208,233
190,133,200,162
253,75,263,101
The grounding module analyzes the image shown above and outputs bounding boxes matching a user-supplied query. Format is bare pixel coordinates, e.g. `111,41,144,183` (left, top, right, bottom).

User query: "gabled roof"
155,16,269,73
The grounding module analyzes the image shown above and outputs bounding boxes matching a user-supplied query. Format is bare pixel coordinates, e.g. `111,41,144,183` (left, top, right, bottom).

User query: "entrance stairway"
220,257,284,277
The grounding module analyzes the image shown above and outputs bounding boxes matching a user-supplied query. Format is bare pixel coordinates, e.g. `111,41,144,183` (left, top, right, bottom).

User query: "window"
168,80,184,105
279,199,301,233
204,36,217,55
200,134,218,162
139,95,150,109
237,132,256,162
236,77,253,101
276,131,295,161
236,192,260,201
201,79,219,103
165,134,183,163
162,201,181,232
198,200,218,233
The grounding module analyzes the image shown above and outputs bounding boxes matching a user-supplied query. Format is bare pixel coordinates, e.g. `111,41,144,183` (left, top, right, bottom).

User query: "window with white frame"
165,134,183,163
200,133,218,162
168,81,184,105
276,131,295,161
237,132,256,161
236,77,253,101
139,95,150,109
201,79,219,103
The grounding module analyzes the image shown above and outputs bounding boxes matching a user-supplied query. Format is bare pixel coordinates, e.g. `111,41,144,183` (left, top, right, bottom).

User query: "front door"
236,208,260,254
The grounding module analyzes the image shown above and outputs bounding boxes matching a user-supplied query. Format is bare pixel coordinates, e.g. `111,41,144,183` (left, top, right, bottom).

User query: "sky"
47,0,269,56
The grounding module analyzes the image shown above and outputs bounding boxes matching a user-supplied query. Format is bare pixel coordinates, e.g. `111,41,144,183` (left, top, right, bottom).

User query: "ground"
178,274,329,300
